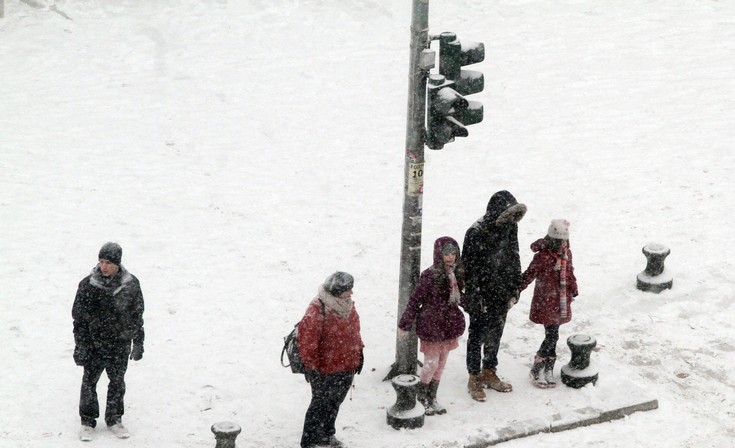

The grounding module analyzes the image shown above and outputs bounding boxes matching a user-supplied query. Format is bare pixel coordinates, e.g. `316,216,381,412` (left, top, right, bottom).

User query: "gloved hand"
397,328,410,340
356,349,364,375
130,343,144,361
73,346,89,366
305,369,318,383
507,293,519,310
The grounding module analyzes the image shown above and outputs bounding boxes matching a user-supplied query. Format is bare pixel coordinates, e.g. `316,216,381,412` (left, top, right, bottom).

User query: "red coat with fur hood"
520,238,579,325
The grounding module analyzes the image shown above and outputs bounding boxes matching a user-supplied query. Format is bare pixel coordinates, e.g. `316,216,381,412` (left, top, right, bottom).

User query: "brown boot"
467,374,486,402
481,368,513,392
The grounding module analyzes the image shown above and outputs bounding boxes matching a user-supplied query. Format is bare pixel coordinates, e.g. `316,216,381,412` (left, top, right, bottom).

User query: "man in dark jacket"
72,242,145,441
462,191,526,401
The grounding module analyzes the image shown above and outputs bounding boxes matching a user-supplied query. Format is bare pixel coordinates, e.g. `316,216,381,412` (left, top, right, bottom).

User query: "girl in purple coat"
520,219,579,388
398,236,466,415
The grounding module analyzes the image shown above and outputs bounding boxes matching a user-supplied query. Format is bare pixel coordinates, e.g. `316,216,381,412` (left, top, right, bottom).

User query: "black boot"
428,380,446,415
530,355,549,388
417,382,434,415
543,356,557,388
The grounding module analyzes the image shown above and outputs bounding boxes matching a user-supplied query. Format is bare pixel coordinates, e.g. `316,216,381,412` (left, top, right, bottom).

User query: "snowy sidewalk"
350,350,661,448
462,376,658,447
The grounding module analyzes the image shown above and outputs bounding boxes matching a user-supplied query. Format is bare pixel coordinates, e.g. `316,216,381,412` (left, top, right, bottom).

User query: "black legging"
538,324,560,358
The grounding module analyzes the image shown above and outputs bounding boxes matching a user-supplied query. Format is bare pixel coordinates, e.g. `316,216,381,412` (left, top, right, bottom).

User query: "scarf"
89,265,132,295
318,285,353,319
445,265,461,305
553,248,569,320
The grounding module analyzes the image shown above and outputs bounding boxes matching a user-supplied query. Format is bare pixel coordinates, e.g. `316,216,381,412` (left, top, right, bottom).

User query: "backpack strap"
281,323,299,368
310,300,327,371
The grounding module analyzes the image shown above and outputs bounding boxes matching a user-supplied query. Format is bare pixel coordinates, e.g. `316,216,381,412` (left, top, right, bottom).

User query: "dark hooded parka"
461,190,527,315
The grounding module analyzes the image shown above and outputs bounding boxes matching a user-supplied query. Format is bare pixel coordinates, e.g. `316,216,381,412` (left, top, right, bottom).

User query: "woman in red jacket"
520,220,579,388
298,272,364,448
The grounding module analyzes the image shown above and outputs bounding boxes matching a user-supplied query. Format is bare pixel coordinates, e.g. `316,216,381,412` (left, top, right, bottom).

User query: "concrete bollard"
211,421,241,448
386,374,425,430
561,334,599,388
636,243,673,293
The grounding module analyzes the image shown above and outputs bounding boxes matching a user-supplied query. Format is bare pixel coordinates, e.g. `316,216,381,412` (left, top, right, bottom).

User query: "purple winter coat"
398,236,467,342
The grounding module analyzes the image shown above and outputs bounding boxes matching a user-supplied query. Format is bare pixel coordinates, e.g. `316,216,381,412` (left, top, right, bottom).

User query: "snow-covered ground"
1,0,734,447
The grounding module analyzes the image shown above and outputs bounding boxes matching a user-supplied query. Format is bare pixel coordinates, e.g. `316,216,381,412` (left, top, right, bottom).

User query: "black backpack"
281,300,325,374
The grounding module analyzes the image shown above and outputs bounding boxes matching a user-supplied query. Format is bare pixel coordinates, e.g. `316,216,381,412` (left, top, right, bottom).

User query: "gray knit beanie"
98,242,122,265
324,271,354,297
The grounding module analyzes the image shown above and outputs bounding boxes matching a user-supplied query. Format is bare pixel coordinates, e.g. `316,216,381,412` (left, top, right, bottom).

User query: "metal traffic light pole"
386,0,432,380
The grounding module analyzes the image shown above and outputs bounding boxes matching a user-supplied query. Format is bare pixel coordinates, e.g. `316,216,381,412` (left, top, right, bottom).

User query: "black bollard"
211,421,241,448
636,243,673,293
561,334,599,388
386,374,425,430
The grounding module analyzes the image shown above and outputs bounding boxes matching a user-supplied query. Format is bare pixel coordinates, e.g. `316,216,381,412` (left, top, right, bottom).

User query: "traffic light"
438,32,485,95
426,74,483,150
424,32,484,150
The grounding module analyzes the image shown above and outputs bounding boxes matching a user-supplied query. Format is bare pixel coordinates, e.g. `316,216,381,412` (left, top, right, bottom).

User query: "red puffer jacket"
520,238,579,325
298,293,364,375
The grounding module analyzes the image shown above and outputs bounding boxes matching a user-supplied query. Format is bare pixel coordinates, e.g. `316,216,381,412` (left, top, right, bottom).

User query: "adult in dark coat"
72,242,144,441
461,191,526,401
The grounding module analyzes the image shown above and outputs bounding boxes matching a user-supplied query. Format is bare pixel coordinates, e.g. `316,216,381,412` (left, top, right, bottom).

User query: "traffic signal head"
439,32,485,96
426,74,484,150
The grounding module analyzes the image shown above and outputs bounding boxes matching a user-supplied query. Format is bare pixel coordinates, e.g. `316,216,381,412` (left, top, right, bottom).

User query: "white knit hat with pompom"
547,219,570,240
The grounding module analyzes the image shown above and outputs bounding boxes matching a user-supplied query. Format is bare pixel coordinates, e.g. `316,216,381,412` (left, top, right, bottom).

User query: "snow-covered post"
389,0,432,380
386,374,425,429
561,334,599,388
211,421,241,448
636,243,673,293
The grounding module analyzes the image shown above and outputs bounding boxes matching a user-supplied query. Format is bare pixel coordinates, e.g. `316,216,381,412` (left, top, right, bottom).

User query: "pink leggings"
419,338,458,384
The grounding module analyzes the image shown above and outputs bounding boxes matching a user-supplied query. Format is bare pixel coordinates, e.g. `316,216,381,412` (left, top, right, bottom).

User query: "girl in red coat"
520,219,579,388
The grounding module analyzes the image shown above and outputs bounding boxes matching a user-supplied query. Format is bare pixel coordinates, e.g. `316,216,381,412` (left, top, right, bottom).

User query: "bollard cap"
642,243,670,256
568,334,597,347
391,374,420,387
211,421,242,436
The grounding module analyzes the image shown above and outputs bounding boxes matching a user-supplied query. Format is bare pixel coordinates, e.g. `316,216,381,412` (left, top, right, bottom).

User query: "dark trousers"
538,325,560,357
300,371,353,448
79,353,129,427
466,308,508,375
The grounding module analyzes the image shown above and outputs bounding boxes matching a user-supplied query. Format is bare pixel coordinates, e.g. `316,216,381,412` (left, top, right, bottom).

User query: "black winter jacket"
72,265,145,357
461,191,525,315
